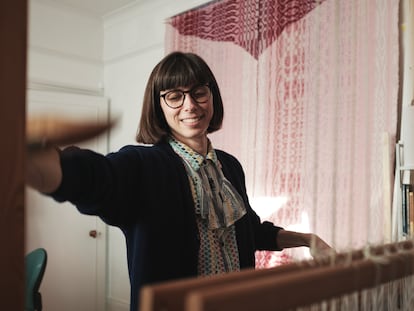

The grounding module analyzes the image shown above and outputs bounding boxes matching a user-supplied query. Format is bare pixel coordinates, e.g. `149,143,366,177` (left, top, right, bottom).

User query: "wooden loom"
140,240,414,311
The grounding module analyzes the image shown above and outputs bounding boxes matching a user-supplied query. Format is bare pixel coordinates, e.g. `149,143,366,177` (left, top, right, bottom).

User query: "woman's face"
160,84,213,153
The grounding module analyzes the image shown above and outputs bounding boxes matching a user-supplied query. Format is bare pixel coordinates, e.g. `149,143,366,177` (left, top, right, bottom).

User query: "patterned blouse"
168,137,247,276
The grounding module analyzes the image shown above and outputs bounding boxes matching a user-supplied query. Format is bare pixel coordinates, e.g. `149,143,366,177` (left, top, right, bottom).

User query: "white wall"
28,0,104,93
401,0,414,151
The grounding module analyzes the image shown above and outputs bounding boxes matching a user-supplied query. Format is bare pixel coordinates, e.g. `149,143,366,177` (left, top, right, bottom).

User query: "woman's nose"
182,93,197,110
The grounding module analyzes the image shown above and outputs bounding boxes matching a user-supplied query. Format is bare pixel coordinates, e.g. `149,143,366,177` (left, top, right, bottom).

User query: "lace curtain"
165,0,399,267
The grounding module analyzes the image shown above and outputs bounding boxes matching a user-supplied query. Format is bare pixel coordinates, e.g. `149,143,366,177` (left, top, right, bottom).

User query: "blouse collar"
168,136,219,171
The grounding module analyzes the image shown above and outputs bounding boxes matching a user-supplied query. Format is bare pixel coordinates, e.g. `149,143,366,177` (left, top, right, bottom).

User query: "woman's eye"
193,92,204,97
193,90,207,97
166,92,182,101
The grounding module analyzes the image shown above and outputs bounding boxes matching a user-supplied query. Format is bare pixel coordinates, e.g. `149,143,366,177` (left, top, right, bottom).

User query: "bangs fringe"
156,56,210,91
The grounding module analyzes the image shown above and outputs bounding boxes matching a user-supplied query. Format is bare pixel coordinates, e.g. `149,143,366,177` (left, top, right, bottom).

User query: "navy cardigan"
51,142,283,311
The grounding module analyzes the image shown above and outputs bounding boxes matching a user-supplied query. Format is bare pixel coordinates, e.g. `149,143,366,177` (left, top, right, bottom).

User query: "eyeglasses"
160,84,211,109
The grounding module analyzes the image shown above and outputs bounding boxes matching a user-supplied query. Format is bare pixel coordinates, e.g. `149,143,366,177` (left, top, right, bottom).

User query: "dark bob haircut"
136,51,224,144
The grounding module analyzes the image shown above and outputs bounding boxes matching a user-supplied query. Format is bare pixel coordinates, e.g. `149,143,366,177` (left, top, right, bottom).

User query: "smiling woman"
159,83,213,155
26,51,332,311
137,52,223,154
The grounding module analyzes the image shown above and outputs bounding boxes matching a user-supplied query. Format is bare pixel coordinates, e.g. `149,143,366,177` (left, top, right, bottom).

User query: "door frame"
26,88,109,310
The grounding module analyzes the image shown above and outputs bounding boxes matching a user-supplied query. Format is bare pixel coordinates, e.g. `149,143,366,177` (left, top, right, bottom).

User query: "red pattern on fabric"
168,0,324,59
165,0,400,269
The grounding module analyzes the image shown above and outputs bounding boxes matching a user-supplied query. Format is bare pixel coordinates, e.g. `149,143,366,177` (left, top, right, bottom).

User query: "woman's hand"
307,233,335,257
26,115,114,194
277,230,334,257
26,146,62,193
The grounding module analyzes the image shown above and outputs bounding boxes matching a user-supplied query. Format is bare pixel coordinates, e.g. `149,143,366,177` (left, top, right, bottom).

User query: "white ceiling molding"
30,0,139,18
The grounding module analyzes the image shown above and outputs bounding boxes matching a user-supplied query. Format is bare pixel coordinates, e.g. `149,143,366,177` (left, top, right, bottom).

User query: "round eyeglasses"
160,84,211,109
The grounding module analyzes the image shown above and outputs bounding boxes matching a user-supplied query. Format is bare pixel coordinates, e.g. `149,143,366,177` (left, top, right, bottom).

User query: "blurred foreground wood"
27,116,115,150
0,0,27,308
141,240,414,311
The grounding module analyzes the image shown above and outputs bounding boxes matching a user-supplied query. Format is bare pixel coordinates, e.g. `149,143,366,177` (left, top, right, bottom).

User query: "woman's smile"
180,114,204,125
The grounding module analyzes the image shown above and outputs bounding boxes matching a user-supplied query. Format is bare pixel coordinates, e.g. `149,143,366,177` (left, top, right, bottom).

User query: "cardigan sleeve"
50,145,144,225
49,144,192,227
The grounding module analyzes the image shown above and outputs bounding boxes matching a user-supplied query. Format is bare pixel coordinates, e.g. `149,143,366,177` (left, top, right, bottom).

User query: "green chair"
25,248,47,311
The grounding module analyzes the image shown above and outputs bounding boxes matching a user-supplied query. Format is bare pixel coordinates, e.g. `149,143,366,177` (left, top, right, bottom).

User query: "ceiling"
52,0,138,17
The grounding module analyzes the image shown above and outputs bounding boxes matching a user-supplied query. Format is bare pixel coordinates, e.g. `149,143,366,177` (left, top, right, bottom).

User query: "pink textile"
165,0,399,267
169,0,323,59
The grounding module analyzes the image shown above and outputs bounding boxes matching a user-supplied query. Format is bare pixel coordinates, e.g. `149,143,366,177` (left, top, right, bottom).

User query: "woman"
27,51,331,311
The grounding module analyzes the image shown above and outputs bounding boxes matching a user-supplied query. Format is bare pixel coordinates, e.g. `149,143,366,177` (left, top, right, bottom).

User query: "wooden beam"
0,0,27,309
140,240,414,311
186,246,414,311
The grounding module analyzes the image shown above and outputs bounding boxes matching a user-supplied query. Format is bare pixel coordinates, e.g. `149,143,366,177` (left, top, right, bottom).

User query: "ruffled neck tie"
169,137,247,229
